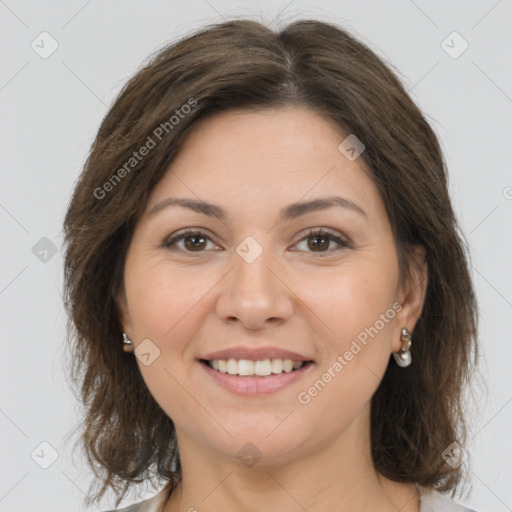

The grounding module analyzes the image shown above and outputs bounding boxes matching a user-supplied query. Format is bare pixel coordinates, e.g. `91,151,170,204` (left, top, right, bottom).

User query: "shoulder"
104,504,142,512
103,485,169,512
419,487,478,512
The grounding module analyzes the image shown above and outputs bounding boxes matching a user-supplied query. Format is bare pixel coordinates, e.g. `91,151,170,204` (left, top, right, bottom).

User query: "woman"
63,18,479,512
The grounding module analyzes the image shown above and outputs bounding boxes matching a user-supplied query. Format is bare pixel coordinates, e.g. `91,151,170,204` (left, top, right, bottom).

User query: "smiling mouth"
199,358,314,377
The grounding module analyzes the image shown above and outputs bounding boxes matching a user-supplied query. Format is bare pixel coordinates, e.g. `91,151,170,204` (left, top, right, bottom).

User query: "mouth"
199,358,314,377
198,357,316,396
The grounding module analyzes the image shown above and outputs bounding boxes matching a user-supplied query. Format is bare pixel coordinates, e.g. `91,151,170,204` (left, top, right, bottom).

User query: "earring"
122,332,134,353
393,328,412,367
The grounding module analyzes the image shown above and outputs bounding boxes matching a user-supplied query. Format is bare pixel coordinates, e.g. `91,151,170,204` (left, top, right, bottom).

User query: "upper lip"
200,346,313,362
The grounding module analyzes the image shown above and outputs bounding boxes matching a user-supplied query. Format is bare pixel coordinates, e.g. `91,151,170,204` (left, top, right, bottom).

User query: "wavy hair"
62,17,478,508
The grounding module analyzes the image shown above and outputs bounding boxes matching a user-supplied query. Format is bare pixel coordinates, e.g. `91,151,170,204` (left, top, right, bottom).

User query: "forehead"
146,106,384,220
174,106,348,171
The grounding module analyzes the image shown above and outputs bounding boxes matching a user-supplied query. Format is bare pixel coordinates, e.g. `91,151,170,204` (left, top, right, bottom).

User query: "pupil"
309,235,328,251
185,235,206,251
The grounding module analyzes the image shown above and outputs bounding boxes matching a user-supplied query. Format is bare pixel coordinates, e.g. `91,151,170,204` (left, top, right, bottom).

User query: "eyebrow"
147,195,368,221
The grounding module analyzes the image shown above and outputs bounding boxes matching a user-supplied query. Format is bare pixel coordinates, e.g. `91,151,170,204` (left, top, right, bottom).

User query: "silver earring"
122,332,134,353
393,328,412,367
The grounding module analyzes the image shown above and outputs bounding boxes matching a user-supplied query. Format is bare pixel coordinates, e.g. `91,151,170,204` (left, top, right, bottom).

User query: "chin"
205,420,312,464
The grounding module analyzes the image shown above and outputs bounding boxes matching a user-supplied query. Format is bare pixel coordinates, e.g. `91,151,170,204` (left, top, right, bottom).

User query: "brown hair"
63,16,478,508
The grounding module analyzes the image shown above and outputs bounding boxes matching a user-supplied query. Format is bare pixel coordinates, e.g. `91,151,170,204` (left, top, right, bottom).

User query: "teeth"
271,358,283,373
227,358,238,375
238,359,254,375
283,359,293,373
254,359,272,376
208,358,305,376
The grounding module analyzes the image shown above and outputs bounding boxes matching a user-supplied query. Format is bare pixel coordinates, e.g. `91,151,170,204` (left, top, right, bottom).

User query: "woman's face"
118,106,425,465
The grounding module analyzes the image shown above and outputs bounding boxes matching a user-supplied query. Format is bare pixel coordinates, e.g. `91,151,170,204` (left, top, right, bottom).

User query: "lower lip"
199,361,315,396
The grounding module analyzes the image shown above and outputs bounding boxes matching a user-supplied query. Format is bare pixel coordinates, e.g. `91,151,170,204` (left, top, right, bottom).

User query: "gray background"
1,1,511,510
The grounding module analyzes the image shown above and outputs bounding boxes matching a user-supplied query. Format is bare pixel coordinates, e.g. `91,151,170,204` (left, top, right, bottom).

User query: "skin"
118,106,428,512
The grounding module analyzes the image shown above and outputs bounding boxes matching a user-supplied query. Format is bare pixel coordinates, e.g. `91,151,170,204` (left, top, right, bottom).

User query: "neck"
163,412,420,512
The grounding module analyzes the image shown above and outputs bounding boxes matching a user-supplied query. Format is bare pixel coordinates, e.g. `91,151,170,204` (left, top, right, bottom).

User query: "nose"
215,249,294,330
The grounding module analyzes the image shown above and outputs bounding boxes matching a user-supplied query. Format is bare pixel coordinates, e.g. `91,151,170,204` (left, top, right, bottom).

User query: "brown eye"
294,229,349,256
163,229,215,253
182,233,207,251
307,233,331,252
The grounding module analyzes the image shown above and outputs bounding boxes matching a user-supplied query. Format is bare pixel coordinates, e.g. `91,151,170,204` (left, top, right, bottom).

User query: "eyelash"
162,227,350,257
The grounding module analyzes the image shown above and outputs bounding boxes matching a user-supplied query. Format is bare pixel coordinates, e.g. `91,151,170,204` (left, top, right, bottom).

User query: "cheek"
124,260,214,429
294,264,399,421
125,258,210,343
301,261,399,351
293,275,398,434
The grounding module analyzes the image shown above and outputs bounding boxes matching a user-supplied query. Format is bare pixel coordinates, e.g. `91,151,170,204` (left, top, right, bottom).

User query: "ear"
116,282,133,337
392,244,428,352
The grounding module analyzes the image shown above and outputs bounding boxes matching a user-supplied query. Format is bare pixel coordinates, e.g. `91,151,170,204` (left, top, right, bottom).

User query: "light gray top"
107,485,478,512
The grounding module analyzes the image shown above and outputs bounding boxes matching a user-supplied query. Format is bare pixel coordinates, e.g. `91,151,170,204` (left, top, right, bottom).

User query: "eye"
162,227,350,256
293,228,349,256
163,229,218,253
